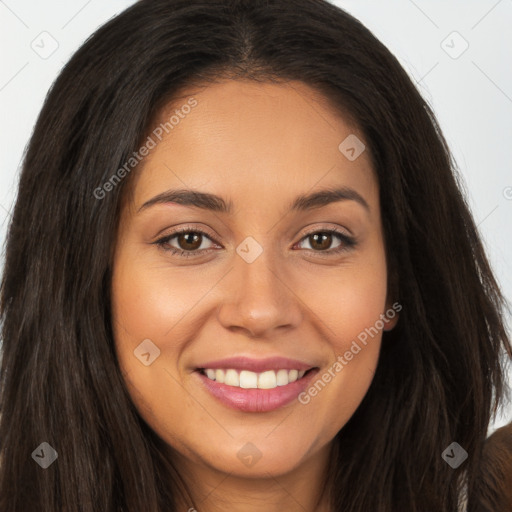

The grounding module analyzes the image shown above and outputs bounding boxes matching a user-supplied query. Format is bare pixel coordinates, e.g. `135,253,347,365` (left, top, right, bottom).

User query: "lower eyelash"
166,246,213,258
154,229,357,257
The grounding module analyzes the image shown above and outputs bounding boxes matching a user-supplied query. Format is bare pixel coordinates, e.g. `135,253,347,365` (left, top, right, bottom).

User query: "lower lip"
195,369,319,412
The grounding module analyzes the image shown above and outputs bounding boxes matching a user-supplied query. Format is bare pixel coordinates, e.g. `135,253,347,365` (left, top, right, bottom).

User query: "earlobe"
383,314,399,331
383,300,401,331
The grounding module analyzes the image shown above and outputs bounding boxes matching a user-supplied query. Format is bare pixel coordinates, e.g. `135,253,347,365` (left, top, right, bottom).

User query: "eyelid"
299,224,352,240
153,223,219,242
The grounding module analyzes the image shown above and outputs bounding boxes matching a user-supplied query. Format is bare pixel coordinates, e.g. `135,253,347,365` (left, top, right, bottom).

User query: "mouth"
194,360,320,413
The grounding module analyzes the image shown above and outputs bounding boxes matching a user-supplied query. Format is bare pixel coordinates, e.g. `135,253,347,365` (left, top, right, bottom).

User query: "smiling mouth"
197,367,317,389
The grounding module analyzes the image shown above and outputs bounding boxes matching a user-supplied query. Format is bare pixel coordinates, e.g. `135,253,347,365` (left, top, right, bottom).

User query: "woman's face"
111,79,398,479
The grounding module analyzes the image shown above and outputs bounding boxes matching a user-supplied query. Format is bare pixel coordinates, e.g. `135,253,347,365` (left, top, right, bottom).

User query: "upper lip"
196,356,317,373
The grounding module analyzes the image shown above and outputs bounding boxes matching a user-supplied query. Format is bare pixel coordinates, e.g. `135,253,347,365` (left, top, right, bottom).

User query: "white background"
0,0,511,433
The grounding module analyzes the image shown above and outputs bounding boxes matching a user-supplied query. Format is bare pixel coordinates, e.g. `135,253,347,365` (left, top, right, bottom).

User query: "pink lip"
195,356,315,373
195,367,319,413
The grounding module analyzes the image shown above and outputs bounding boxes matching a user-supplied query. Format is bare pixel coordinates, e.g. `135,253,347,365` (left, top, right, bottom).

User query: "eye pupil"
179,232,202,250
310,232,332,251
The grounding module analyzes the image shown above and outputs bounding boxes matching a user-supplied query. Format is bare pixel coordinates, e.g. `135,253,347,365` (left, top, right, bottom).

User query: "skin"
111,79,399,512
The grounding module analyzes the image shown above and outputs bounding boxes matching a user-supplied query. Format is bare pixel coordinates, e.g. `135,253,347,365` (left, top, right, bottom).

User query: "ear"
383,299,401,331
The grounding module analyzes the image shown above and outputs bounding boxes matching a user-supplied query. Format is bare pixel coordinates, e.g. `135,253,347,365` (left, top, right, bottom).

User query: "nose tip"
216,255,303,338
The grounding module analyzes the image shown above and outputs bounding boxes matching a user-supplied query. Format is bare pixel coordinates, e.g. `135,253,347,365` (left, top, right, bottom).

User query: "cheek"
111,251,204,368
110,256,197,444
297,248,388,430
110,248,227,426
109,252,182,418
310,251,388,351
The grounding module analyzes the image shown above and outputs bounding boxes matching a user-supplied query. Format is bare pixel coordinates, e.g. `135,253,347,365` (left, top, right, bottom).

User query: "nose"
216,246,303,339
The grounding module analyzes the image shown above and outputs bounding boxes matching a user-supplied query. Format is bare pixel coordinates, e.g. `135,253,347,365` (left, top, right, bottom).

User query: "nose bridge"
217,238,302,337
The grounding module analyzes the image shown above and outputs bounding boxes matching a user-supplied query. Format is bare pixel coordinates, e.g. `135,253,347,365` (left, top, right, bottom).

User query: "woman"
1,0,510,510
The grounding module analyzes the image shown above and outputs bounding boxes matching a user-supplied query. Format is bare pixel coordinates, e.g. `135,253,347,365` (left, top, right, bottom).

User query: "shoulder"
466,422,512,511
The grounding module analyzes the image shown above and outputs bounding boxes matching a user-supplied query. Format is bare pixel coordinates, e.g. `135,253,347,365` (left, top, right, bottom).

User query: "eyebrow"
138,186,370,214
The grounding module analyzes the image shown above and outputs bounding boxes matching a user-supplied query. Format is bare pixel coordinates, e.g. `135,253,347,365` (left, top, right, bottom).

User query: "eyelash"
153,225,357,259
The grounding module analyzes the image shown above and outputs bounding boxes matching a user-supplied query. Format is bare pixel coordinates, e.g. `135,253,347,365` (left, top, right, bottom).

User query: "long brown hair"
1,1,511,510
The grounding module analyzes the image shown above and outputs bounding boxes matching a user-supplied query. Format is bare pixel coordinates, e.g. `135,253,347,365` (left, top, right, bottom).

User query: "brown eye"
155,229,217,257
175,232,203,251
298,231,342,252
307,232,335,251
295,229,357,256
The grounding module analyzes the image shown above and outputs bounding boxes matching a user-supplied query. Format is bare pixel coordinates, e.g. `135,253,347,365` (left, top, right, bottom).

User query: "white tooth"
215,369,225,384
288,369,298,382
258,370,277,389
239,370,258,389
207,368,303,388
224,369,240,387
276,369,289,386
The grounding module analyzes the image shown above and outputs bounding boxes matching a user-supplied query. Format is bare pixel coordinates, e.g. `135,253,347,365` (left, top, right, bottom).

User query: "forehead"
127,79,378,215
